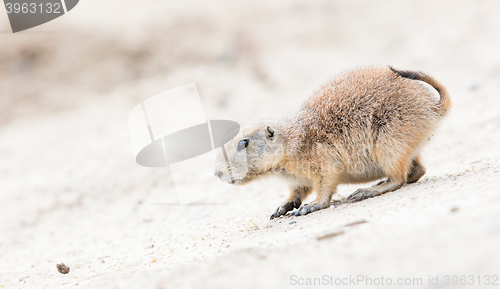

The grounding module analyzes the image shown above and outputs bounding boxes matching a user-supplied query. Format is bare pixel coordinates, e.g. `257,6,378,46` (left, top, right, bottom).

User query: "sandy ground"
1,1,500,288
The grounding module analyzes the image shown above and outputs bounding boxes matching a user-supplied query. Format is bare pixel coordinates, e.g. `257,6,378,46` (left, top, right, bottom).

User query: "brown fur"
213,66,451,219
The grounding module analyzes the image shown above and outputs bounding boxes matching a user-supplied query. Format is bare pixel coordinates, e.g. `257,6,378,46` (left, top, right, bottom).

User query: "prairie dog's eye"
237,139,249,151
266,126,275,138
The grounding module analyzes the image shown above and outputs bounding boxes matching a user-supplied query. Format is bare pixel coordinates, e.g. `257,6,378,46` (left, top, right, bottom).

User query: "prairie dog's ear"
266,125,275,138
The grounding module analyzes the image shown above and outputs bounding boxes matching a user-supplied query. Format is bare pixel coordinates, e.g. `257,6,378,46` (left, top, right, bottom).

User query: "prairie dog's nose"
215,171,223,179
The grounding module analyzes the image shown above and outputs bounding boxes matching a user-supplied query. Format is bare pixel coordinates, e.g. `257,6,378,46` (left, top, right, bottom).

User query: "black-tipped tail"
390,66,452,116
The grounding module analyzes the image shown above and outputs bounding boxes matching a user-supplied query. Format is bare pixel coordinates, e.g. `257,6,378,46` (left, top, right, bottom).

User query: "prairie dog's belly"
337,159,386,184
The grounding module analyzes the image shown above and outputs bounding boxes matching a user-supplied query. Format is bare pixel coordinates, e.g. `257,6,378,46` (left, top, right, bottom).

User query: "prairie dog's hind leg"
347,177,405,202
270,186,312,220
407,155,426,184
347,154,410,202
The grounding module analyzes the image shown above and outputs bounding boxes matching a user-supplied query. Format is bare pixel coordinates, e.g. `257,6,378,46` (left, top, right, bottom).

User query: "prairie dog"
214,66,451,219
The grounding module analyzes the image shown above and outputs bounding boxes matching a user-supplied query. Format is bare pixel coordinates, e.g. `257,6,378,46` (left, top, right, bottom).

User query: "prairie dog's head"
214,120,287,185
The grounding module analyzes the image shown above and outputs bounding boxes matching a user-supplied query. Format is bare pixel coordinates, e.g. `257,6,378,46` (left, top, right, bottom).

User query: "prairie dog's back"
292,67,444,162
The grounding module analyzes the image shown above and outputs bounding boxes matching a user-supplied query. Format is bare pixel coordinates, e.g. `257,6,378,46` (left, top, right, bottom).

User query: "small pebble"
56,263,70,274
289,221,296,225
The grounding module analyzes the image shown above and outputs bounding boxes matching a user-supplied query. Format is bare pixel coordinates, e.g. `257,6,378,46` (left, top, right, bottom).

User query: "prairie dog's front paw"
270,200,301,220
288,201,330,217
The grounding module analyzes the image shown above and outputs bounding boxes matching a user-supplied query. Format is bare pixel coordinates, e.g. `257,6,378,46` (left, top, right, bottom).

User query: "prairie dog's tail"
389,66,452,117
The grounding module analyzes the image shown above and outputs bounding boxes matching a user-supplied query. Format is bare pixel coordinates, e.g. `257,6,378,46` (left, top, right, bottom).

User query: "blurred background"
1,0,500,288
